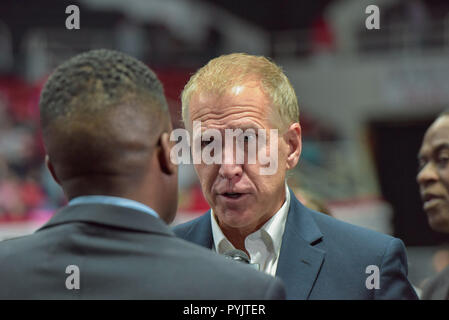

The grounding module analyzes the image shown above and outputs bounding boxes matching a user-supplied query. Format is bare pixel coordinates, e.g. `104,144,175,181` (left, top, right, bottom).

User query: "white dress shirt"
211,183,290,276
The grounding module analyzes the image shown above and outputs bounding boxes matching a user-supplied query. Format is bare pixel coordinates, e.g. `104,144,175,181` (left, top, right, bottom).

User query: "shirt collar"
211,183,290,255
68,195,159,219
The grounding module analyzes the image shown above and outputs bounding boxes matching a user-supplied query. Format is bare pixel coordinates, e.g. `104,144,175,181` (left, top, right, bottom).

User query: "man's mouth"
222,192,244,199
423,193,443,202
217,191,252,202
422,193,445,210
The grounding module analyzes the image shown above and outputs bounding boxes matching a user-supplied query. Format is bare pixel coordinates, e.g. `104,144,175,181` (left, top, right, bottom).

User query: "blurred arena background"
0,0,449,291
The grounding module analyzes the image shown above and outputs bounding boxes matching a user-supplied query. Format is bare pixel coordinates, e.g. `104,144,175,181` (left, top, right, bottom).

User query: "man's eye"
243,134,256,142
201,138,214,147
437,156,449,167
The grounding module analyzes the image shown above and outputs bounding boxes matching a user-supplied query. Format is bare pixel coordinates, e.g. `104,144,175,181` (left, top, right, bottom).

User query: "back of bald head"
40,49,170,196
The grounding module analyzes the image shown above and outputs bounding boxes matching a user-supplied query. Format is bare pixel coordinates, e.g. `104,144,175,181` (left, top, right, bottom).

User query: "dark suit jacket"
174,188,418,300
0,203,285,299
421,265,449,300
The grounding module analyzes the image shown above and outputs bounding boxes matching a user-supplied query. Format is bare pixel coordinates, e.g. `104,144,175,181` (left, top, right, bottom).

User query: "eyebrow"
234,123,262,131
433,142,449,154
220,122,262,131
200,123,262,132
418,142,449,160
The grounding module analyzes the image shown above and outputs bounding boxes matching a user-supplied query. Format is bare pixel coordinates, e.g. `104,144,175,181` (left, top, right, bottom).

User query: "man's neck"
214,185,289,254
218,212,275,255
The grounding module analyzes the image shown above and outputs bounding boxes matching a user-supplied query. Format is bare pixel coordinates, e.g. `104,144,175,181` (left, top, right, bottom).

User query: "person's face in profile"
417,115,449,233
188,80,293,233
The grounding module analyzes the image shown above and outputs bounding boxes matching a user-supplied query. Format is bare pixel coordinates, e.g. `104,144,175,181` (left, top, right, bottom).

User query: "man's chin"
215,193,252,209
215,209,253,229
427,210,449,233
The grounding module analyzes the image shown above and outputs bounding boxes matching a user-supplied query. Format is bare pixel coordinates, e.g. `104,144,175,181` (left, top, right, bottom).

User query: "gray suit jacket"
422,265,449,300
0,203,285,299
174,188,418,300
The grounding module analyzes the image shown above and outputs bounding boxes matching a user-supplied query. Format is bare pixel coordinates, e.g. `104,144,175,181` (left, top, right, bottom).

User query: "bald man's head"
40,49,173,201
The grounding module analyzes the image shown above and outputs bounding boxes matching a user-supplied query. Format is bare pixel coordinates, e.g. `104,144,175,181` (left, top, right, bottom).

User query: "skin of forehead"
189,82,276,129
421,116,449,156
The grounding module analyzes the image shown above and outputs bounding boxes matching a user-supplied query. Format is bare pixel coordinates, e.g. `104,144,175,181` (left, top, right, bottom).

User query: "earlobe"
158,132,177,175
45,155,61,185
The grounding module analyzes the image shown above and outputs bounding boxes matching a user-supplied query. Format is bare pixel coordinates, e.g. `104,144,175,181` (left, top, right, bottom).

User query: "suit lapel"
275,189,326,299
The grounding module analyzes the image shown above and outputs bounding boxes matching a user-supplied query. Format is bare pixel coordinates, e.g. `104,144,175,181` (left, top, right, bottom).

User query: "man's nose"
417,162,439,186
219,163,243,180
219,143,243,180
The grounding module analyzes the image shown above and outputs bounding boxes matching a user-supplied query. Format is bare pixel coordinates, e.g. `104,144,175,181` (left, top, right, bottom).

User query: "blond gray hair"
181,53,299,131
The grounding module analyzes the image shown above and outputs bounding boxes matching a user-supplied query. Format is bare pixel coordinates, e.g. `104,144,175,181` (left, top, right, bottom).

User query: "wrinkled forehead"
420,116,449,155
193,86,266,105
188,83,273,122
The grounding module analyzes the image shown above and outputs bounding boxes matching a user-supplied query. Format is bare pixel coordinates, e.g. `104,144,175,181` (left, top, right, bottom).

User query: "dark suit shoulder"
0,222,83,270
307,210,411,279
0,219,285,299
0,230,52,259
310,209,395,249
173,213,209,238
173,217,199,237
303,208,417,300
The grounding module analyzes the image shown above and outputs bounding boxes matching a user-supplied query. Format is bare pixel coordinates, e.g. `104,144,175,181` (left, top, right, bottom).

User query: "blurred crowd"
0,77,64,221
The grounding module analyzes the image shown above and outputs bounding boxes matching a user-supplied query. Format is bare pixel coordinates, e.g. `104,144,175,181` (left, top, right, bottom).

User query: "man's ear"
157,132,177,175
284,122,302,170
45,155,61,185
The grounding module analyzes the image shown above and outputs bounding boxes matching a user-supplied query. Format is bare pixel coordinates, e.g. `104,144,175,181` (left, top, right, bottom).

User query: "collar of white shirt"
210,183,290,276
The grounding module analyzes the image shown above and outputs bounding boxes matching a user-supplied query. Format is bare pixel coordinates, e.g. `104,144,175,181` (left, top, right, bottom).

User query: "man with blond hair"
174,53,418,299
